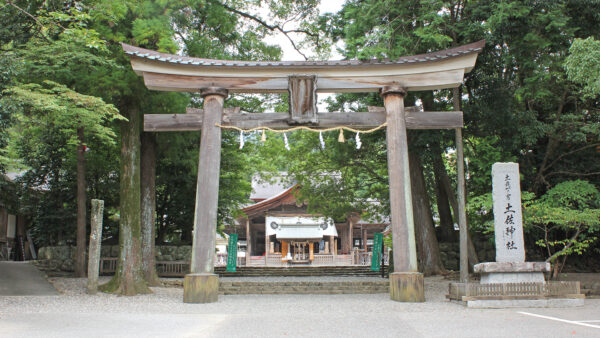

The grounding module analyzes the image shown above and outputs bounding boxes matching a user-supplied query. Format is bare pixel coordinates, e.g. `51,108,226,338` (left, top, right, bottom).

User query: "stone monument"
447,162,584,308
474,163,549,283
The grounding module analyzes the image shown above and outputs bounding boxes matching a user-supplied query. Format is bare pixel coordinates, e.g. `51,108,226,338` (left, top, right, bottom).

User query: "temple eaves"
122,40,485,93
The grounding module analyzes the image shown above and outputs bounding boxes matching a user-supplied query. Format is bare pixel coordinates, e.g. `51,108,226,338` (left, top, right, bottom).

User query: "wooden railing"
98,250,382,274
157,260,189,276
312,254,334,266
100,257,117,275
266,254,283,266
448,281,582,301
247,256,265,266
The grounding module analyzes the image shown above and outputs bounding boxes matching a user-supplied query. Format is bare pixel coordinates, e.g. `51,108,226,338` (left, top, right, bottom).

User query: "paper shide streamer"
283,133,290,151
225,123,386,151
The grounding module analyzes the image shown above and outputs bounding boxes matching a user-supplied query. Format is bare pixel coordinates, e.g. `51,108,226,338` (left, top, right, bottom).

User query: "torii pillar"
183,87,228,303
382,86,424,302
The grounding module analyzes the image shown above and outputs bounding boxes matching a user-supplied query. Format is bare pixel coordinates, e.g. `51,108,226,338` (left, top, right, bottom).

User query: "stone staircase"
219,280,389,295
214,265,387,277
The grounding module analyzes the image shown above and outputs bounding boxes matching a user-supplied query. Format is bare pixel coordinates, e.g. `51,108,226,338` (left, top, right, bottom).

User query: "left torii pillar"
184,87,228,303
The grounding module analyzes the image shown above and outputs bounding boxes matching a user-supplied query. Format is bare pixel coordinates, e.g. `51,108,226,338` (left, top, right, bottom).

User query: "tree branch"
545,225,582,263
545,143,600,171
213,0,317,60
545,171,600,178
7,0,66,31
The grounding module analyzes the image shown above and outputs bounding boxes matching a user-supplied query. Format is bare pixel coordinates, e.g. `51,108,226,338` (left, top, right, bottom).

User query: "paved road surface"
0,262,59,296
1,276,598,337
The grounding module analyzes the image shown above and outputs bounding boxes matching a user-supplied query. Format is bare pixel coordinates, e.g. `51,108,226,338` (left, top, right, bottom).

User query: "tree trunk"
100,106,151,295
74,127,87,277
409,150,446,276
141,131,160,286
431,146,458,242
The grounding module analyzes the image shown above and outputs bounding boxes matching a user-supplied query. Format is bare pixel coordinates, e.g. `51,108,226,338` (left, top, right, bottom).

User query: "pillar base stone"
183,273,219,303
389,272,425,302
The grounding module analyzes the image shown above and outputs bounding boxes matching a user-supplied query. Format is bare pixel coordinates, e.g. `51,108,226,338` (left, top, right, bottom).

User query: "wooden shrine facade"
233,183,388,267
123,40,485,303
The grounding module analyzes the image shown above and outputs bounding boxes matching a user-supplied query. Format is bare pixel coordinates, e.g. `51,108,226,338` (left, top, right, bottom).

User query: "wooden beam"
144,108,463,132
140,69,469,93
288,75,318,124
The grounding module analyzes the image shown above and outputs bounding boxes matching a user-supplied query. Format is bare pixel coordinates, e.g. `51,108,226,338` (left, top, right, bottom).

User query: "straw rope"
214,122,388,134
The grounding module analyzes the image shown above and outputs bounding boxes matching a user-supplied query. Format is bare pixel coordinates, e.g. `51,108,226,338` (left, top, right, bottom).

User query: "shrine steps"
214,266,387,277
219,280,389,295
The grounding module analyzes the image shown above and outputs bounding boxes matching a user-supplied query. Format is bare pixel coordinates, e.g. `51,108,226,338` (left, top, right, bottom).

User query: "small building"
231,177,388,266
0,173,32,261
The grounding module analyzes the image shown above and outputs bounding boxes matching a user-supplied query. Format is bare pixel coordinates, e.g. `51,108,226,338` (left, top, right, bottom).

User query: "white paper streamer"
319,131,325,149
239,131,244,149
283,133,290,151
355,132,362,149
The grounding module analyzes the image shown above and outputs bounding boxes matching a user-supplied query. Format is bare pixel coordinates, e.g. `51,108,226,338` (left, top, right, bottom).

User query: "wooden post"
362,228,368,251
330,236,335,256
381,86,424,302
264,233,270,264
87,199,104,295
347,218,354,253
184,87,227,304
456,128,469,283
245,218,251,266
309,242,314,261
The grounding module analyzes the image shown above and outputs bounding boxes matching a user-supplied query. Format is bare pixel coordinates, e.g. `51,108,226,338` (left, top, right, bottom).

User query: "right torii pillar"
382,86,425,302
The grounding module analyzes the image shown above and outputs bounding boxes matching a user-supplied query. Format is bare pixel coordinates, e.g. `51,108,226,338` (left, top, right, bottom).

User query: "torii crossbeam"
123,40,485,303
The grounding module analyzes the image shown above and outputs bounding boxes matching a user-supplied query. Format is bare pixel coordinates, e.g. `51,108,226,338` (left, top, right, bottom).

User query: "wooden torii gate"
123,40,484,303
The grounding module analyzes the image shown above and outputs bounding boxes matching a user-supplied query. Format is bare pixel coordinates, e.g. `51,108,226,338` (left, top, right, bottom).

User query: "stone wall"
37,245,193,272
438,238,496,271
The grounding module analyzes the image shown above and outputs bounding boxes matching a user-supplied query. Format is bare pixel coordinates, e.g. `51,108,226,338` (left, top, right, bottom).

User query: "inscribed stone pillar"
184,87,227,304
87,199,104,295
382,86,424,302
492,163,525,262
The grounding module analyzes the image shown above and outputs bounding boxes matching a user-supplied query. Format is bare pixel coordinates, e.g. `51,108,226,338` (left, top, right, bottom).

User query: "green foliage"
524,180,600,263
565,37,600,99
1,80,123,246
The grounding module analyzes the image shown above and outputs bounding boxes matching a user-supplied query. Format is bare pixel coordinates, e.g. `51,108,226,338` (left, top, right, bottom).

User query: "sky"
262,0,345,61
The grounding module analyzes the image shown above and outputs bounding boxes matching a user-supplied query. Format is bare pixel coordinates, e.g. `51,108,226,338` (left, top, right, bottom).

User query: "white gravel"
1,276,599,337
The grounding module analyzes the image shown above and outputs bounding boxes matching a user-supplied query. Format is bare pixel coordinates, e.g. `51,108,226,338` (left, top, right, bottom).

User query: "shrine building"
231,177,388,266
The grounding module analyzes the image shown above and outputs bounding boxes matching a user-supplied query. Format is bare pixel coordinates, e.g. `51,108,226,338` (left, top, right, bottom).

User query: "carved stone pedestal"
183,273,219,303
389,272,425,302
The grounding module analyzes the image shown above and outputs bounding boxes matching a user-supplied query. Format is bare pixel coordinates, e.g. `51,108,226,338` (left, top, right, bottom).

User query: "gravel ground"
1,276,599,337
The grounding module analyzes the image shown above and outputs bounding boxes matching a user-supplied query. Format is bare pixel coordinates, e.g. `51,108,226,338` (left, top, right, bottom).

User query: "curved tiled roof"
122,40,485,69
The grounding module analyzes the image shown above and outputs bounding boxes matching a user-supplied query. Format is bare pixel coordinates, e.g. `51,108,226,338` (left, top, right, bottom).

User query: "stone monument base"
474,262,550,283
183,273,219,303
389,272,425,302
463,298,584,309
447,261,584,308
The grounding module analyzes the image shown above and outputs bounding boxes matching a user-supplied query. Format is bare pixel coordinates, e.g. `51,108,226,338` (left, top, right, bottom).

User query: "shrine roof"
241,184,299,217
123,40,485,93
122,40,484,68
